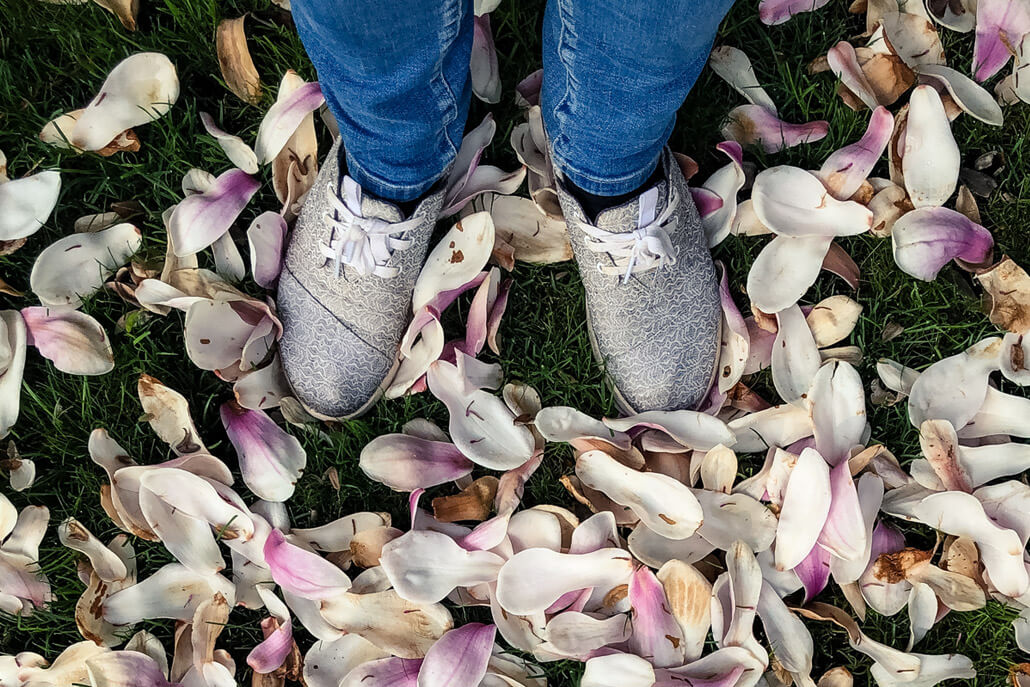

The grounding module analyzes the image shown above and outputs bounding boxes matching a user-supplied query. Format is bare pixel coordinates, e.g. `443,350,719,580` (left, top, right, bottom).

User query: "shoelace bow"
321,176,420,278
580,186,680,284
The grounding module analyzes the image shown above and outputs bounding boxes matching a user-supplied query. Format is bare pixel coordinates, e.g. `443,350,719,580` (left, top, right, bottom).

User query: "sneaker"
555,149,721,413
277,139,444,420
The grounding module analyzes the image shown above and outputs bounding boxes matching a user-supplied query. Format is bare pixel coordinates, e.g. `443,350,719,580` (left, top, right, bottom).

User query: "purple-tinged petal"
515,69,543,106
416,623,495,687
775,447,832,571
84,650,176,687
462,269,494,356
973,0,1030,81
0,171,60,241
221,401,306,502
263,529,352,600
169,169,260,256
698,141,746,247
722,105,829,153
818,461,868,560
247,211,287,288
486,277,511,355
818,106,894,200
340,658,422,687
255,81,325,163
200,112,259,174
892,207,994,281
471,15,501,104
247,588,293,674
758,0,831,24
21,307,113,375
413,215,495,310
795,541,832,602
628,566,686,667
691,188,725,218
717,262,749,393
359,434,474,491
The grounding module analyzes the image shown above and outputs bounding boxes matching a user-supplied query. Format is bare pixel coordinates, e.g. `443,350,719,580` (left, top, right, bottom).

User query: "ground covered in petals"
2,0,1030,685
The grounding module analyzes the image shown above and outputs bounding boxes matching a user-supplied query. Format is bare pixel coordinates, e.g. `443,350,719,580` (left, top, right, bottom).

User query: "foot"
278,139,443,420
555,149,721,413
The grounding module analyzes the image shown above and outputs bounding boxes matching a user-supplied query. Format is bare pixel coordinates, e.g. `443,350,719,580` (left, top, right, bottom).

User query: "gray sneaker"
278,139,444,420
555,149,721,413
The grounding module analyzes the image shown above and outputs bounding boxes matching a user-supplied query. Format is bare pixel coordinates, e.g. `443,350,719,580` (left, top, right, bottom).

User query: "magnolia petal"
960,385,1030,439
413,213,495,311
139,482,225,575
892,207,994,281
539,612,631,660
577,449,703,539
247,589,293,674
534,406,632,452
21,307,114,375
247,211,287,289
138,468,252,540
425,358,535,470
417,623,495,687
0,171,60,241
72,53,179,151
752,166,873,238
58,519,127,582
359,434,474,491
199,112,259,174
319,589,453,658
0,312,26,438
817,461,868,561
30,222,142,309
747,234,834,314
138,374,207,455
806,295,862,349
483,194,572,264
233,358,291,410
709,46,778,111
103,563,235,624
809,360,866,466
263,529,351,600
495,547,635,616
817,107,894,199
221,402,305,502
869,651,975,687
903,86,960,208
757,581,814,681
291,513,392,553
758,0,831,25
795,534,833,602
916,64,1004,126
471,14,501,104
303,636,388,687
771,305,822,407
380,530,503,603
728,403,813,454
272,74,320,221
722,105,829,153
629,565,686,667
216,16,262,104
85,651,174,687
255,81,325,163
973,0,1030,80
169,170,260,257
880,12,946,69
775,447,832,571
581,654,656,687
907,337,1001,428
699,141,746,248
828,41,880,110
655,560,711,662
627,524,715,568
831,474,885,585
693,488,777,552
601,410,735,451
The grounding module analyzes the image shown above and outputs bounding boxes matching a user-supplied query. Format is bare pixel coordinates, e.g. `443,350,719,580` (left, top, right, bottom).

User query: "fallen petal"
21,307,113,375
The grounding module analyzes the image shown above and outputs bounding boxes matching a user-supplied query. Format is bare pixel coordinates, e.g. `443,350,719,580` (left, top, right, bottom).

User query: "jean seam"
550,0,575,161
431,0,462,165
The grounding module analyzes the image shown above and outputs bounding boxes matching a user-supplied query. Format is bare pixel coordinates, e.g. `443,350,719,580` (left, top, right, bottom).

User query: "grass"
1,0,1028,683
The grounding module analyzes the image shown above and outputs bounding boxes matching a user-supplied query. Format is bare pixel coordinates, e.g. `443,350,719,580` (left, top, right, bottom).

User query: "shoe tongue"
341,176,405,223
592,180,668,234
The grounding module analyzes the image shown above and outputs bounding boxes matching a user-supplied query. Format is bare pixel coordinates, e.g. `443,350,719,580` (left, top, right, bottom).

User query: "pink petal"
248,616,293,674
690,188,725,218
416,623,496,687
340,658,422,687
795,541,832,602
221,402,306,502
21,307,113,375
359,434,474,491
486,277,511,356
263,529,351,600
818,461,868,560
722,105,829,153
817,106,894,200
471,15,501,104
758,0,831,24
255,81,325,163
973,0,1030,81
516,69,543,106
462,270,494,356
628,566,686,668
169,169,260,256
84,650,176,687
247,211,287,288
892,207,994,281
717,262,749,393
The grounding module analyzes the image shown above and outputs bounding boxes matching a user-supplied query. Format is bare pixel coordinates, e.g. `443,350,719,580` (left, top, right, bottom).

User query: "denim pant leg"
292,0,474,202
541,0,736,196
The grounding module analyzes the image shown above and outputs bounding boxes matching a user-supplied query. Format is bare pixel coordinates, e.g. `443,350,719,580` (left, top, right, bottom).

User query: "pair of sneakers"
277,140,721,420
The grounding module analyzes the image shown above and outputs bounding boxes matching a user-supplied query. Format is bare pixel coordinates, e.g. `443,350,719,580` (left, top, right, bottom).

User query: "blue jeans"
292,0,735,201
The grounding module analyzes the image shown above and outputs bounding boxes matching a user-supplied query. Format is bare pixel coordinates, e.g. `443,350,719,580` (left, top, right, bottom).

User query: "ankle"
566,164,665,223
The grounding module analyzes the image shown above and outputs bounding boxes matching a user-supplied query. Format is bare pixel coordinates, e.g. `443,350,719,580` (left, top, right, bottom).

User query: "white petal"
103,563,235,624
0,171,61,241
747,234,833,314
775,447,831,571
30,223,142,310
379,530,504,604
752,166,873,237
903,86,960,208
412,212,495,311
771,305,822,407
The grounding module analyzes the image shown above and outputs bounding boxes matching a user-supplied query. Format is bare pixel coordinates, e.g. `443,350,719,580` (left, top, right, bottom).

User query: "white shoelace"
320,176,420,278
580,186,680,284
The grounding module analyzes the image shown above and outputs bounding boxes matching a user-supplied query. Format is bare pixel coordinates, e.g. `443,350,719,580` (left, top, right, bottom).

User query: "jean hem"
344,151,449,203
551,150,662,196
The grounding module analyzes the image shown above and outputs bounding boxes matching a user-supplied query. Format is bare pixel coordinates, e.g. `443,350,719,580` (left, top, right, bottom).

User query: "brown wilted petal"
217,17,262,104
349,526,404,568
138,373,206,455
272,72,319,221
977,256,1030,333
90,0,139,30
431,476,499,523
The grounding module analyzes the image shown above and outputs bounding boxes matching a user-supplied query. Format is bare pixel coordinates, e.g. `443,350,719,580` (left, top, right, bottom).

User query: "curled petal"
413,213,495,310
495,547,635,616
752,166,873,237
817,107,894,200
138,374,206,455
247,211,287,288
221,401,305,502
709,46,778,111
818,461,868,560
915,64,1004,126
470,15,501,104
601,410,735,451
169,170,260,257
30,223,142,310
699,141,747,248
728,403,813,454
255,81,325,163
58,519,127,582
21,307,113,375
828,41,880,110
892,207,994,281
0,171,60,241
722,105,829,153
71,53,179,151
200,112,259,174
